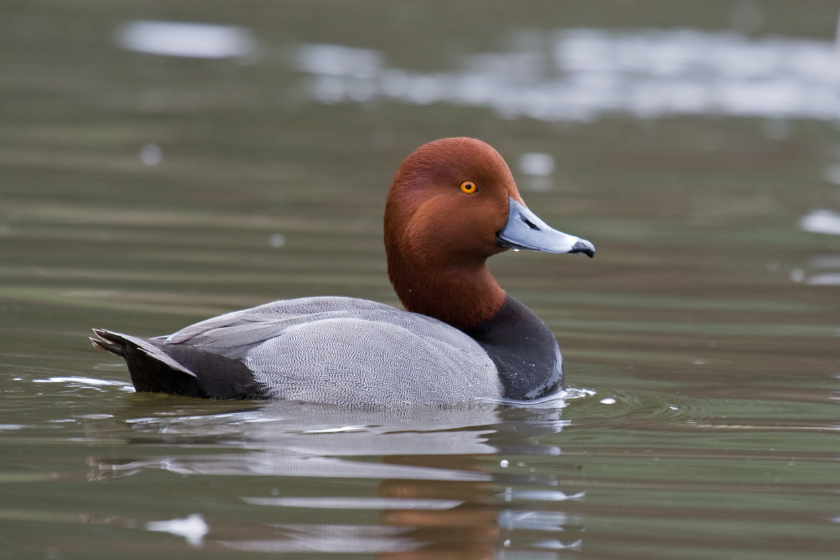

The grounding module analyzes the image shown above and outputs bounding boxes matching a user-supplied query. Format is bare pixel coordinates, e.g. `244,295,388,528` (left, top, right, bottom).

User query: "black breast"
462,295,563,400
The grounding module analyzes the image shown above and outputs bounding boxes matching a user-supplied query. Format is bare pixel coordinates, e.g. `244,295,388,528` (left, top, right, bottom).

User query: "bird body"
92,138,594,406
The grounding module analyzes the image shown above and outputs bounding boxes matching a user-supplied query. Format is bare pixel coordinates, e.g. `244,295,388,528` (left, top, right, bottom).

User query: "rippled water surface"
2,1,840,558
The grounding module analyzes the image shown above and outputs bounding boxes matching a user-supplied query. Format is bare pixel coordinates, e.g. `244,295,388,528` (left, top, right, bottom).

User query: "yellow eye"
460,181,477,194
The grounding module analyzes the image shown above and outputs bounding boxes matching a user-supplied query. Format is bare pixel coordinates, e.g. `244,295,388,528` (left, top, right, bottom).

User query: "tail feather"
89,336,124,356
90,328,266,400
90,329,128,356
91,329,197,378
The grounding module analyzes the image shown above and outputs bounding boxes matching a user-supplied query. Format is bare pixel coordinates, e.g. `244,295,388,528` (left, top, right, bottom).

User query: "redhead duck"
91,138,594,406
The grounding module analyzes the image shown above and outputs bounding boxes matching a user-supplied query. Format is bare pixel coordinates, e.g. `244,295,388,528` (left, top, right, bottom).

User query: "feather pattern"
162,297,502,406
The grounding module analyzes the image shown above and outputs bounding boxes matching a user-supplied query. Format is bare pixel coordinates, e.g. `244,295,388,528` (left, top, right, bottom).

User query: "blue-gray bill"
496,198,595,257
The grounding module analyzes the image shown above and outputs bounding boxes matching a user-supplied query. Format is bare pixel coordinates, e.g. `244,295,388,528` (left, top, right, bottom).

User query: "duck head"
385,137,594,330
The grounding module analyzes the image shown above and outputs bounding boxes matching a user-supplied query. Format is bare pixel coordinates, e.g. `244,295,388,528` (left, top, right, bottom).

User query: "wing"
164,297,502,406
164,297,484,359
162,297,389,358
245,317,501,406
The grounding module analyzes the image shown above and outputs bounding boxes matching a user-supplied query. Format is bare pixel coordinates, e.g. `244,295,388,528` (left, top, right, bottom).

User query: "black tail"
90,329,266,400
90,329,126,357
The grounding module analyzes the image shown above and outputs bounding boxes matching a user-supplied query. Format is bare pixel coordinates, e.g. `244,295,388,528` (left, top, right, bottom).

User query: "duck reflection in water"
87,401,585,556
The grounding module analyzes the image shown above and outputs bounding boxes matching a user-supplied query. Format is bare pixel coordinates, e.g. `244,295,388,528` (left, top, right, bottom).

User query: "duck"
91,138,594,406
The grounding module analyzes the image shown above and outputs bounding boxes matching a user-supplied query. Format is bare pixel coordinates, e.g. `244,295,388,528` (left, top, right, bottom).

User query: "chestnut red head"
384,137,593,329
385,138,523,268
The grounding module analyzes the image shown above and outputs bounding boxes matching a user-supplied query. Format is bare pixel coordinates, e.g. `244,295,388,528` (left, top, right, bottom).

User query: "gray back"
165,297,502,406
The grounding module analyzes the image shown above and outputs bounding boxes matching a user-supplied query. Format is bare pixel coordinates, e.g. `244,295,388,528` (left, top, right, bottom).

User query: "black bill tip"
571,240,595,258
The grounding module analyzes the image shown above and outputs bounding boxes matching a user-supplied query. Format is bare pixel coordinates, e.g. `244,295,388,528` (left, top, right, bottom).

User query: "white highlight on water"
140,144,162,166
807,274,840,286
519,153,555,177
303,425,367,434
790,269,806,283
501,490,585,501
219,526,422,554
242,497,462,509
269,233,286,248
499,509,576,532
797,211,840,284
117,21,256,59
801,210,840,236
33,376,131,387
296,43,383,79
295,28,840,122
146,513,209,547
600,398,617,404
533,539,585,551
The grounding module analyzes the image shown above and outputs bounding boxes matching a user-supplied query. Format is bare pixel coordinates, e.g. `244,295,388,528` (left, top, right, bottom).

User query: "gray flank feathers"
163,297,501,406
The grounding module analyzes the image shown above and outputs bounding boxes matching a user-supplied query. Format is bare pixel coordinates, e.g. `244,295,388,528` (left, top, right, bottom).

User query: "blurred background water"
1,1,840,558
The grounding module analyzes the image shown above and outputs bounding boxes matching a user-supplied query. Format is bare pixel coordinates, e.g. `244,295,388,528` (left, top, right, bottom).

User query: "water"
2,1,840,558
294,29,840,122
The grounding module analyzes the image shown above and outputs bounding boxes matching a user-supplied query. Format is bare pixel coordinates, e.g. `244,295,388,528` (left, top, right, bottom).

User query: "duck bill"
496,198,595,257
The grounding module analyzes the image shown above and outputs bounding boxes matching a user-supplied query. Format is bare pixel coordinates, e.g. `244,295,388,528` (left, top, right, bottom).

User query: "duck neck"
387,248,564,400
388,255,506,331
463,295,564,400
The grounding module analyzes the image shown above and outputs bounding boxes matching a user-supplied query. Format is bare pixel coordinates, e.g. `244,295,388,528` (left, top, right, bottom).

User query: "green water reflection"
2,1,840,559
